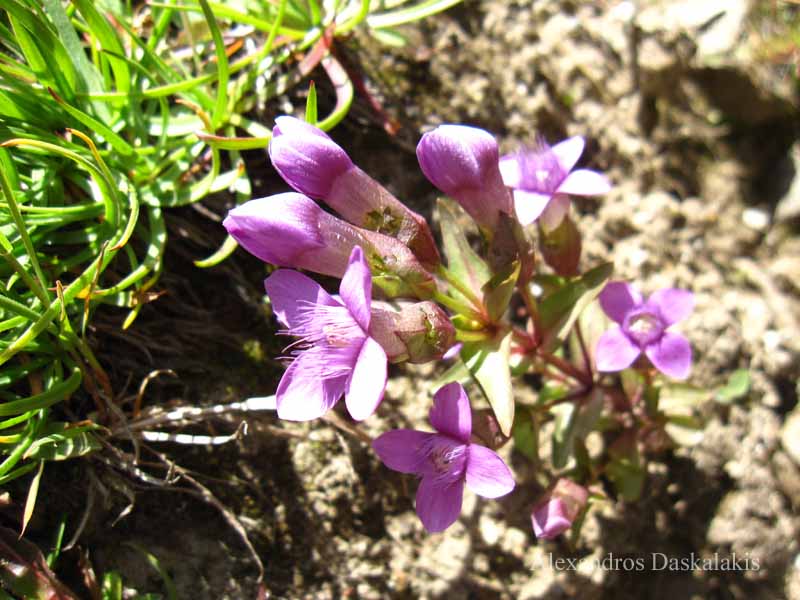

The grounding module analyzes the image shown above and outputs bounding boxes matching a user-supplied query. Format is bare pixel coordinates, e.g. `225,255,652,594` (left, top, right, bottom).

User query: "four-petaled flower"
499,136,610,230
372,382,515,532
265,246,387,421
596,281,694,379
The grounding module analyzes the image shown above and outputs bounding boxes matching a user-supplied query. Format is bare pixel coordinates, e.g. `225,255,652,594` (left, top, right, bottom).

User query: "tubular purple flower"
531,478,589,540
499,136,610,230
264,246,387,421
596,281,694,380
416,124,513,232
223,193,436,298
269,116,440,267
368,301,456,364
269,117,353,198
372,383,515,533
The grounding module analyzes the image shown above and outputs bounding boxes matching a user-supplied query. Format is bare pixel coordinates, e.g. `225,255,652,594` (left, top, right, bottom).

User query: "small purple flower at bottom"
596,281,694,380
531,478,589,539
372,383,515,533
265,246,387,421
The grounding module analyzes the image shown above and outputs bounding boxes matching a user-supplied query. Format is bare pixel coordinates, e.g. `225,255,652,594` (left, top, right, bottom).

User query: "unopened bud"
369,301,455,363
531,478,589,539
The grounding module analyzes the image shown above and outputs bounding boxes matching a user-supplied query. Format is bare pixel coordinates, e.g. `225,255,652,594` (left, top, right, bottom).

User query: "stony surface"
25,1,800,598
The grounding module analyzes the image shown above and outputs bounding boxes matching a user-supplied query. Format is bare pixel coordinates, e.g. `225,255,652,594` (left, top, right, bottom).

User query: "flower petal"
345,337,387,421
557,169,611,196
372,429,433,474
415,477,464,533
417,125,499,195
339,246,371,332
275,354,346,420
465,444,515,498
429,382,472,443
645,332,692,380
595,327,641,372
269,117,353,198
551,136,585,173
648,288,694,326
513,190,551,226
599,281,643,324
264,269,339,329
499,155,522,187
539,194,570,232
223,193,325,266
531,498,572,539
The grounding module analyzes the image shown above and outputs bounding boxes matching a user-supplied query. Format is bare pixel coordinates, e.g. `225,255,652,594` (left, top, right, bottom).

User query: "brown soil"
10,1,800,599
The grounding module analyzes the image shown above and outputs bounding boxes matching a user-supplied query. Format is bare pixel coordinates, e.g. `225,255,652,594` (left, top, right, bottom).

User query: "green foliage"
0,0,466,501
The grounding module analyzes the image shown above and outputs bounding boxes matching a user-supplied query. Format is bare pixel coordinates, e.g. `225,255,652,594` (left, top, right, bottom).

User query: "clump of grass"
0,0,464,507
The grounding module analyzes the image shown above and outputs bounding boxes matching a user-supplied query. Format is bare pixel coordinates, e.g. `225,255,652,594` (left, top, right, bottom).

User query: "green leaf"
23,425,100,462
482,260,519,322
607,434,644,501
538,262,613,352
664,414,705,447
714,369,750,404
607,457,645,501
512,408,537,460
305,80,318,124
551,402,577,469
431,358,471,388
462,331,514,436
437,197,490,300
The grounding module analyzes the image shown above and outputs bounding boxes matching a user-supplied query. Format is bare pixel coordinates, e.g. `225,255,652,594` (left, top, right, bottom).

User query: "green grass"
0,0,464,504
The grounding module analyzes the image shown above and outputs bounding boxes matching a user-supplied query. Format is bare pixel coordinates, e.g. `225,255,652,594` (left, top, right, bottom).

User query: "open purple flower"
372,382,515,533
499,137,610,230
265,246,387,421
596,281,694,380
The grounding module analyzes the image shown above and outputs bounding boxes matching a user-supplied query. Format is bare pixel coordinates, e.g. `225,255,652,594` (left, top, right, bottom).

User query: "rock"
783,408,800,467
775,144,800,223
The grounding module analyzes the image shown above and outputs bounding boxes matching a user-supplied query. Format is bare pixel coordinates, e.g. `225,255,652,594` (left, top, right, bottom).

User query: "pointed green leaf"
305,81,318,124
551,401,577,469
482,259,519,322
538,262,613,352
462,331,514,436
714,369,750,404
437,197,490,300
512,409,538,460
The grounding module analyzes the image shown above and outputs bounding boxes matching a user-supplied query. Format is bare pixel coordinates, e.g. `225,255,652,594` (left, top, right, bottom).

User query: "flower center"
423,438,467,485
518,141,566,194
623,309,664,347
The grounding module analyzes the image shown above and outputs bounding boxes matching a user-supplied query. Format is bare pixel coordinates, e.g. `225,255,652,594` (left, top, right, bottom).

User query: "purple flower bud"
369,301,456,363
269,117,353,198
416,125,513,231
223,193,436,298
596,282,694,379
269,116,440,267
531,478,589,539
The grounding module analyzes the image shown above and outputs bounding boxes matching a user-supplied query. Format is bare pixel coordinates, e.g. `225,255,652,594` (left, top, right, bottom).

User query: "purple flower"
372,382,515,533
499,137,610,230
531,478,588,539
596,282,694,379
269,116,353,198
264,246,387,421
269,117,440,266
223,192,436,298
417,125,513,231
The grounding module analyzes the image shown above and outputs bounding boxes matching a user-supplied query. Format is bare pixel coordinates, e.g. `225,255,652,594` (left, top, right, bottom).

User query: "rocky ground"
15,1,800,598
